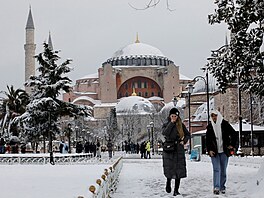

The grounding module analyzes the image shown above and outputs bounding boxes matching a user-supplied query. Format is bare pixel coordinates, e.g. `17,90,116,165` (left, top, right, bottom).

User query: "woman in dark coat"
206,110,238,195
162,108,190,196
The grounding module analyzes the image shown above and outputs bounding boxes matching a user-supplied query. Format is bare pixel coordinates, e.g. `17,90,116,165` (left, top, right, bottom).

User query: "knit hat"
169,108,179,116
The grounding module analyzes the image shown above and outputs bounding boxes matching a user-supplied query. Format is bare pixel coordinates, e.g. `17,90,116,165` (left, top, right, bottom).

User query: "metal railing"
0,153,94,165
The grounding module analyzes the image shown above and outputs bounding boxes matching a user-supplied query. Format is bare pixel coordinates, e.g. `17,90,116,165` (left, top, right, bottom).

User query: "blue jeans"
211,152,229,190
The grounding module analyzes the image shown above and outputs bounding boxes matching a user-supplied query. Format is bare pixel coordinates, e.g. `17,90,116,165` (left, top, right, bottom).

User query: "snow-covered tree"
0,85,29,138
16,43,90,145
207,0,264,96
106,108,120,143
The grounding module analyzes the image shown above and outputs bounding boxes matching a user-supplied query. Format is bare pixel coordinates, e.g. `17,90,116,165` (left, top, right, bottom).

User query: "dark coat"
206,119,238,157
162,121,190,179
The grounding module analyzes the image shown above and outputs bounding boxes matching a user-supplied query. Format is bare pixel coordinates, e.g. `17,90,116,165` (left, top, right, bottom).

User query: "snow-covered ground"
0,153,263,198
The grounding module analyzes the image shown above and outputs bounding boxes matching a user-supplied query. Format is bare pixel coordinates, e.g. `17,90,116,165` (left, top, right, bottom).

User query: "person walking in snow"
206,110,238,195
162,108,190,196
107,139,113,159
145,141,151,159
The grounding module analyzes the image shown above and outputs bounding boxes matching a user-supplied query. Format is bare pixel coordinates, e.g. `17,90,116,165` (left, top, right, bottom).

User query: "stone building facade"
63,39,190,119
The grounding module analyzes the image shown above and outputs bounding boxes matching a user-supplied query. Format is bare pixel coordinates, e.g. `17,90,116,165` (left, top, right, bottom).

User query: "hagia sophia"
24,8,264,153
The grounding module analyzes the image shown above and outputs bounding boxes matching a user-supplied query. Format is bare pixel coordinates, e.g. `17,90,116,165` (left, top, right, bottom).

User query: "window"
138,92,142,96
151,83,155,88
145,92,148,97
151,92,154,96
144,82,147,88
138,80,142,88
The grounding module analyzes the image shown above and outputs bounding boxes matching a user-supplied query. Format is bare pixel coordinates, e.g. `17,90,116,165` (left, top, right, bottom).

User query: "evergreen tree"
0,85,29,137
16,43,90,143
107,108,119,142
207,0,264,96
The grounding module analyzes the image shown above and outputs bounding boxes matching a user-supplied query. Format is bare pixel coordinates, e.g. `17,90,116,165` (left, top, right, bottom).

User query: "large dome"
103,41,174,67
112,42,165,59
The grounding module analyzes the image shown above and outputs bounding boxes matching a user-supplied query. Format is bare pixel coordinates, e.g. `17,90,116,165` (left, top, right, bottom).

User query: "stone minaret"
48,31,53,50
24,7,36,93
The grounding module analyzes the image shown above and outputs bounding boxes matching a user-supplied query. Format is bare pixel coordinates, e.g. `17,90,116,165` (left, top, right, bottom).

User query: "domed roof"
112,42,165,59
116,96,156,114
103,39,174,67
193,73,219,93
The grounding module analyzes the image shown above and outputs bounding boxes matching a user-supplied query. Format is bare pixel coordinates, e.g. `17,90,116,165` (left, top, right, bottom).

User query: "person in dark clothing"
107,139,113,159
206,110,238,195
162,108,190,196
76,141,83,153
140,141,146,159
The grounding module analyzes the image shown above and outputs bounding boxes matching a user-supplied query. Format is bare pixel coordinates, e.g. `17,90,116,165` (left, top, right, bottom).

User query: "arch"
117,76,162,99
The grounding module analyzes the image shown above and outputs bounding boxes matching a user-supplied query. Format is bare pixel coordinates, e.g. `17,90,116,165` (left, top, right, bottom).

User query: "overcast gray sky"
0,0,227,94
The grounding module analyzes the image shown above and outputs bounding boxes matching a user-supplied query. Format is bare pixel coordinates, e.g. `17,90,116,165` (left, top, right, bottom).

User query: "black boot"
165,178,172,193
173,179,181,196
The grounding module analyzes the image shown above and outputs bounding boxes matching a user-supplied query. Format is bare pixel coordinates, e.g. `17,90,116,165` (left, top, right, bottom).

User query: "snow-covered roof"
193,98,215,121
72,96,101,105
147,96,164,101
193,73,219,93
179,73,191,81
193,122,264,135
78,73,98,80
112,42,165,59
116,96,156,114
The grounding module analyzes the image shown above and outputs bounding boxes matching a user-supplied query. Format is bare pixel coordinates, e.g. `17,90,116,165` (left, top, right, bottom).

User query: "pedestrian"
107,139,113,159
140,141,146,159
96,140,101,158
206,110,238,195
162,107,190,196
145,141,151,159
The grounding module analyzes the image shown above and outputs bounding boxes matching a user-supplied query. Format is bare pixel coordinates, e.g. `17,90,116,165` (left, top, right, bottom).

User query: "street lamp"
172,96,178,107
47,100,54,165
67,123,72,153
186,83,194,153
199,67,210,124
250,92,256,156
147,125,150,141
75,126,79,142
150,121,154,155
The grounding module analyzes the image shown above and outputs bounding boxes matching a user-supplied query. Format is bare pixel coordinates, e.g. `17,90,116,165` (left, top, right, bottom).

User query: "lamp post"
150,121,154,155
200,67,210,124
186,83,194,153
75,126,79,143
250,92,255,156
172,96,178,107
237,73,243,155
67,123,72,153
147,124,150,141
47,101,54,165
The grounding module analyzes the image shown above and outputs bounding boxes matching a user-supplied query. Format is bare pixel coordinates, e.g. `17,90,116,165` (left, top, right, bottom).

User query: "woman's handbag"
163,141,177,153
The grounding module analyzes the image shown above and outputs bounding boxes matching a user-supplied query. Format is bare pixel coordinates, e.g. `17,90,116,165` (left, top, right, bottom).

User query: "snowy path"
112,157,259,198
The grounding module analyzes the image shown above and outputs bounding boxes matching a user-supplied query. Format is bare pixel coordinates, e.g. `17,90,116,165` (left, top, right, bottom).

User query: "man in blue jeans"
206,110,238,195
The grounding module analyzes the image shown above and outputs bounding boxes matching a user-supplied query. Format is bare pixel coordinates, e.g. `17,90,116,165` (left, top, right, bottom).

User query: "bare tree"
128,0,176,11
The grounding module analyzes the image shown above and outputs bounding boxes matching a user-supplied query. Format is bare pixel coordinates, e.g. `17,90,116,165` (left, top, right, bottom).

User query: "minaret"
24,7,36,93
48,31,53,50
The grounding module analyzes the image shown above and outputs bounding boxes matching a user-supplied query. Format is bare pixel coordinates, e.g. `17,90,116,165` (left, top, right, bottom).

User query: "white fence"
0,153,94,165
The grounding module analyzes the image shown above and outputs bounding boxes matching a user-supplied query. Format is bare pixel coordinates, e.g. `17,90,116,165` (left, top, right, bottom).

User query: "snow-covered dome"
103,41,174,67
116,96,156,114
193,98,215,121
159,99,186,120
112,42,165,59
193,73,219,93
